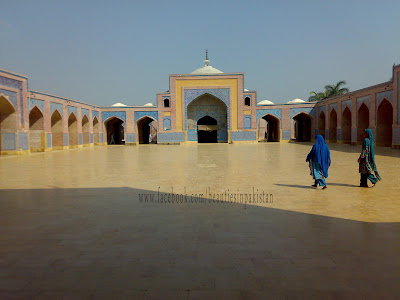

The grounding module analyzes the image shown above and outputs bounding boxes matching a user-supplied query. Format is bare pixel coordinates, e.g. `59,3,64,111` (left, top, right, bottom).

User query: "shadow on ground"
0,187,399,299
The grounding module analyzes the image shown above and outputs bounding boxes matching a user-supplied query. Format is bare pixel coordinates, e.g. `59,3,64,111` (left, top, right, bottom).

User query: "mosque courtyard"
0,143,400,299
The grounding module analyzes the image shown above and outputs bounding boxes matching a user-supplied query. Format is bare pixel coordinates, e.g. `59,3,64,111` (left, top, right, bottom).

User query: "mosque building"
0,53,399,154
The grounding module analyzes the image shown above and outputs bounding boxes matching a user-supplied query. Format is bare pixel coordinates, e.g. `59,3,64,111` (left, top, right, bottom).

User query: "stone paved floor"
0,143,399,299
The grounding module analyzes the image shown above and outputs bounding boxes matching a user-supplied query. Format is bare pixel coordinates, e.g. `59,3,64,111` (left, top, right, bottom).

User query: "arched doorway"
341,107,352,144
105,117,124,145
29,106,44,150
93,116,99,144
187,93,228,143
51,110,63,148
376,99,393,147
137,116,157,144
197,116,218,143
82,115,90,145
357,104,369,144
261,114,280,142
329,109,337,143
318,111,326,139
293,113,312,142
68,113,78,147
0,95,17,153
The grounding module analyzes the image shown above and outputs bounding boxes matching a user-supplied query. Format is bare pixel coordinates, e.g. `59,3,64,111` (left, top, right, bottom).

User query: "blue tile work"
341,99,352,113
318,106,326,115
29,99,45,113
68,105,78,117
257,109,282,122
351,128,357,143
337,129,342,141
78,133,82,145
134,111,158,122
356,96,370,110
376,90,393,112
163,117,171,130
81,108,90,118
47,133,52,148
50,102,63,115
219,129,228,141
393,127,400,145
0,88,18,111
329,103,337,113
231,131,256,141
158,132,185,143
184,88,230,130
92,110,100,120
18,132,29,150
99,133,103,143
0,76,24,124
243,116,252,129
282,130,291,140
187,129,197,141
290,107,316,119
102,111,126,122
126,133,136,143
1,133,16,150
64,133,69,146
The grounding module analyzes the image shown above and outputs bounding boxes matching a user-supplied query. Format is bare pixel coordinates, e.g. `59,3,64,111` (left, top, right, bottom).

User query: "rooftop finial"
204,49,210,66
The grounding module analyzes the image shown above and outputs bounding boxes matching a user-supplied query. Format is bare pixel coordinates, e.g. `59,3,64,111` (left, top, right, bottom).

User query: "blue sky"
1,0,400,106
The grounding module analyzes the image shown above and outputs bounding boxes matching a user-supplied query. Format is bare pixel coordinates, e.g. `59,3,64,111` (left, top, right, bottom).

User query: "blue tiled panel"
158,132,185,143
64,133,69,146
0,76,24,124
102,111,126,122
1,133,16,150
163,117,171,130
218,129,228,142
318,106,326,114
351,128,357,143
47,133,52,148
356,96,370,110
337,129,342,141
184,88,230,130
78,133,82,145
90,133,93,144
257,109,282,121
282,130,291,140
376,90,394,112
100,133,103,143
29,99,45,113
81,108,90,118
126,133,136,143
290,107,316,119
68,105,78,117
92,110,100,120
341,100,352,113
0,88,18,111
50,102,63,115
134,111,158,122
393,127,400,145
187,129,197,141
329,103,337,113
231,131,256,141
243,116,252,129
18,132,29,150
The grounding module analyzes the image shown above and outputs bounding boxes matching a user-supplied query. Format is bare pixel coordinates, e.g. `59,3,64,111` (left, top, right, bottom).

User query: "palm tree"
308,91,327,102
324,80,349,98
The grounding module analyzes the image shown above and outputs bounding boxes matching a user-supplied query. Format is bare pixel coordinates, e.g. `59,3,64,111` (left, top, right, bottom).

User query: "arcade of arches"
357,104,369,144
68,113,78,147
329,109,338,142
377,99,393,147
0,96,17,153
106,117,125,145
342,107,352,144
293,113,312,142
137,117,157,144
29,106,44,150
51,110,63,148
258,115,280,142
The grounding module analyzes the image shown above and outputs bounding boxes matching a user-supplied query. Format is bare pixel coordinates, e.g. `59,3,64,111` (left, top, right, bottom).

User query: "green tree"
308,91,327,102
324,80,349,98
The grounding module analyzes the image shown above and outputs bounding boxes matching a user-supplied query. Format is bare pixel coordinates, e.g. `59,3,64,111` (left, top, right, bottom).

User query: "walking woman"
306,135,331,189
358,129,381,187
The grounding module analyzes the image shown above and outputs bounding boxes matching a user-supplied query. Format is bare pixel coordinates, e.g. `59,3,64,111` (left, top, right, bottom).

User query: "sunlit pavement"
1,143,399,299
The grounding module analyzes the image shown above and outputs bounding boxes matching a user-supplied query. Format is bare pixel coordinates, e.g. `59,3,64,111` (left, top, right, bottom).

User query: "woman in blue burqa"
358,129,381,187
306,135,331,189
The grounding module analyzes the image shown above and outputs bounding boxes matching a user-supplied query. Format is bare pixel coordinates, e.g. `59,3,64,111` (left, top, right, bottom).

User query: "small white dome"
258,100,274,105
191,65,223,74
111,102,127,107
244,89,249,92
287,98,306,104
143,103,154,107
